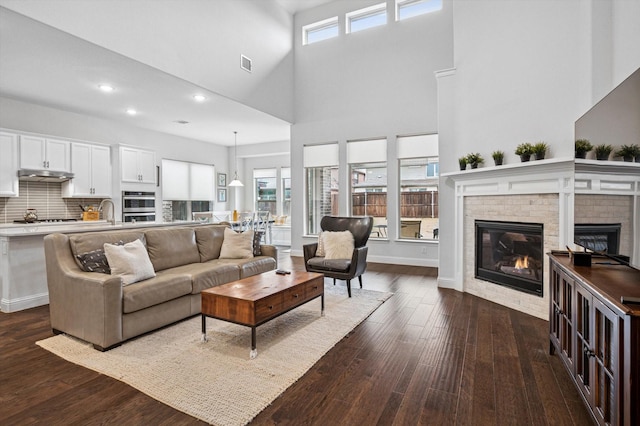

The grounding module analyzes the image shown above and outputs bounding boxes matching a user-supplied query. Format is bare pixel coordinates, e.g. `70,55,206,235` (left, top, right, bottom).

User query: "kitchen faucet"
98,198,116,225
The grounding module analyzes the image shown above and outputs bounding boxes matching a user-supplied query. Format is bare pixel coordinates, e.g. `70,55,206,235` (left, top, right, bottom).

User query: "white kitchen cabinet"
19,135,70,172
0,132,20,196
120,146,156,184
62,143,112,197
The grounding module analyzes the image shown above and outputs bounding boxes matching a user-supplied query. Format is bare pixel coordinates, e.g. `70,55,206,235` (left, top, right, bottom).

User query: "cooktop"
13,218,79,224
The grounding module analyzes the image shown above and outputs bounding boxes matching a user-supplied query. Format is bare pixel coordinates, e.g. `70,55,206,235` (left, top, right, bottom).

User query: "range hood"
18,169,74,182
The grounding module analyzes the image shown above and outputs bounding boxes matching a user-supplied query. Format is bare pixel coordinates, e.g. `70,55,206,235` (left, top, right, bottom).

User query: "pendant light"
228,131,243,187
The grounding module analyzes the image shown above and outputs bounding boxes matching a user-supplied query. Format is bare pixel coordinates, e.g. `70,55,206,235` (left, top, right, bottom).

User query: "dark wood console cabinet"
549,254,640,426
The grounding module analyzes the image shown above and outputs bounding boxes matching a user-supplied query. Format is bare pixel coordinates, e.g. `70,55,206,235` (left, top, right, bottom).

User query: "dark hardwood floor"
0,253,593,425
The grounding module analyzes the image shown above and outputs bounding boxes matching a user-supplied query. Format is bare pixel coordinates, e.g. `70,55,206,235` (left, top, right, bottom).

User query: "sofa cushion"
167,262,241,294
215,256,277,279
219,228,254,259
104,239,156,285
122,271,192,313
145,227,201,272
69,230,145,271
307,257,351,272
194,225,227,262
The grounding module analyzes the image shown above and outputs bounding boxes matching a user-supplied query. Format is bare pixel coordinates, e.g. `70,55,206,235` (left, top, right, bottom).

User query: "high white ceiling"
275,0,335,14
0,6,302,146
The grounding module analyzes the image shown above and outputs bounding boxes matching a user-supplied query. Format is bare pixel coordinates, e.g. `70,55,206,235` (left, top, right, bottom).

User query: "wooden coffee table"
201,270,324,359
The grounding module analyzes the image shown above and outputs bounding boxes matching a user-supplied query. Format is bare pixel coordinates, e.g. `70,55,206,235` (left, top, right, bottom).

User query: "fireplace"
574,223,621,254
475,220,544,297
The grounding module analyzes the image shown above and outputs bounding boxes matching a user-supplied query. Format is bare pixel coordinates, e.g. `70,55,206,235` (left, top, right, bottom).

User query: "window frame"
396,0,443,21
346,3,387,34
303,16,339,45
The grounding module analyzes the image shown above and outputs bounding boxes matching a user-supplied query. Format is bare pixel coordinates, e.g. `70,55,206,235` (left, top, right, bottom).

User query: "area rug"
37,284,392,425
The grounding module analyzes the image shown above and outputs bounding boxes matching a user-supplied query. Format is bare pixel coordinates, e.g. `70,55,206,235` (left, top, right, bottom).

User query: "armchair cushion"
307,257,351,272
322,231,354,259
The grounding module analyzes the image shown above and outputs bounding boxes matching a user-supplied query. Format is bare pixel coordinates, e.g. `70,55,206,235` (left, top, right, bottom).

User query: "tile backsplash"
0,181,103,223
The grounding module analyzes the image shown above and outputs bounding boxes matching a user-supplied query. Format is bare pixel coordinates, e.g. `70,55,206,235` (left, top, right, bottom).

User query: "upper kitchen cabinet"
120,146,156,184
62,143,112,198
19,135,70,172
0,132,20,197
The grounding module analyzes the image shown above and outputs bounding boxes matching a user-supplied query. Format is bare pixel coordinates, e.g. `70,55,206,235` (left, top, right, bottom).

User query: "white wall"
289,0,454,266
0,0,295,122
437,0,640,288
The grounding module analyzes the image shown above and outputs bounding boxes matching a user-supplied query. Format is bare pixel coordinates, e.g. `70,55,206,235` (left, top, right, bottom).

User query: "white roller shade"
281,167,291,179
189,163,215,200
397,134,438,159
254,168,277,178
303,143,339,167
347,138,387,163
162,159,189,200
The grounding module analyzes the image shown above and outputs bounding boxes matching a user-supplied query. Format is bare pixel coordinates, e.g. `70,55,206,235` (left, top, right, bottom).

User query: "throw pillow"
219,227,254,259
104,239,156,285
322,230,355,260
76,241,123,274
316,231,326,257
253,231,264,256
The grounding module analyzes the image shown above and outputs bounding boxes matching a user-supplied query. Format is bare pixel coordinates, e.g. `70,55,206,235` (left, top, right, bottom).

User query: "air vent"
240,54,252,73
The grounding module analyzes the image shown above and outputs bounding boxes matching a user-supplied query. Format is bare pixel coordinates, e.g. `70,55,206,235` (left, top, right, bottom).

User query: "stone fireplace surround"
443,158,639,320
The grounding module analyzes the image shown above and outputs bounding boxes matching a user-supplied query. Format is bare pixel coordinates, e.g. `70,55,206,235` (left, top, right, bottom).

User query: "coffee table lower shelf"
201,271,325,359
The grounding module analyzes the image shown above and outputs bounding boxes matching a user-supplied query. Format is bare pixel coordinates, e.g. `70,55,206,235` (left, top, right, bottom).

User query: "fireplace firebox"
475,220,543,296
574,223,621,254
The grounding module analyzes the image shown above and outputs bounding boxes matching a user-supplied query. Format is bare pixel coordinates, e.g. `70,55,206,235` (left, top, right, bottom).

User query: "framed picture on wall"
217,173,227,187
217,188,227,203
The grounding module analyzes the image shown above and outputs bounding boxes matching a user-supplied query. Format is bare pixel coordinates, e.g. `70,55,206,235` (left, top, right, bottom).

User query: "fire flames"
514,256,529,269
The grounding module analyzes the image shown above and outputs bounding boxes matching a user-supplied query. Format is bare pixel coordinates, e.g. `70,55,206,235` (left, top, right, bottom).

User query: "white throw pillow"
219,227,254,259
322,231,355,260
104,239,156,285
316,231,325,257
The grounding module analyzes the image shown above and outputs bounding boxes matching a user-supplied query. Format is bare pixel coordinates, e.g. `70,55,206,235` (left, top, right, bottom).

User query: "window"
304,144,339,235
303,16,339,45
346,3,387,34
281,167,291,218
253,168,277,216
348,139,387,239
397,134,439,240
396,0,442,21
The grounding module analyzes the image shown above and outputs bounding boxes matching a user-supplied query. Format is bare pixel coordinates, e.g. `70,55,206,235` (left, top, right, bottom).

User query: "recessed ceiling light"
174,120,190,125
98,84,114,92
126,108,137,115
193,94,206,102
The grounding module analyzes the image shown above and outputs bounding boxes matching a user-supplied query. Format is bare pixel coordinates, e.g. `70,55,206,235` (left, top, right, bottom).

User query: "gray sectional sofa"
43,225,277,350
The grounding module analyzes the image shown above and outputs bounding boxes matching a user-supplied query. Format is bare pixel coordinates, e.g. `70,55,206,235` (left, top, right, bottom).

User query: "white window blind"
303,143,339,167
347,138,387,163
162,159,189,200
397,134,438,159
189,162,215,201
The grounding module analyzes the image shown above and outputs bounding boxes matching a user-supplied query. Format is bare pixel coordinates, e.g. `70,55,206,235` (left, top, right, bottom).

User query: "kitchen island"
0,221,203,312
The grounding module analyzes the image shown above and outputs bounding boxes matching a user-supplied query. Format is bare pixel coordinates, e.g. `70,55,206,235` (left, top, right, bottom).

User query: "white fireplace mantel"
441,157,639,318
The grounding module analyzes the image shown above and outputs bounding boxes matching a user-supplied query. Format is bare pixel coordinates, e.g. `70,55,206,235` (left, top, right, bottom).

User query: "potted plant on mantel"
575,139,593,159
458,156,468,171
594,144,613,161
466,152,484,169
532,142,548,160
515,142,533,162
615,144,640,162
492,150,505,166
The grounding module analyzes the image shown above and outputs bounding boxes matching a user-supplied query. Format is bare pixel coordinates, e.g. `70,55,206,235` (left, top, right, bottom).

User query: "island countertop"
0,220,203,237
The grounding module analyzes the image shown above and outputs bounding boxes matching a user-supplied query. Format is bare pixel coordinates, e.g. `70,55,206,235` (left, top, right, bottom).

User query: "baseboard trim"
288,250,438,268
1,292,49,313
437,276,462,291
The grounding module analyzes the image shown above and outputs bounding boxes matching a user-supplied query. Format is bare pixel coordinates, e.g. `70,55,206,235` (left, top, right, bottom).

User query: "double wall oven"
122,191,156,223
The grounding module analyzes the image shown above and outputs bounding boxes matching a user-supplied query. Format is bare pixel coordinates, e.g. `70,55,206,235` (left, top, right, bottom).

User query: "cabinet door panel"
45,138,70,172
70,143,92,195
121,147,140,182
575,284,593,403
593,298,619,426
90,145,112,197
138,150,156,184
0,132,19,196
19,135,46,169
